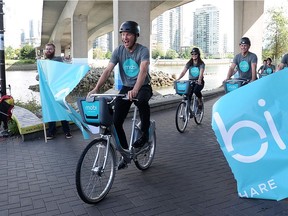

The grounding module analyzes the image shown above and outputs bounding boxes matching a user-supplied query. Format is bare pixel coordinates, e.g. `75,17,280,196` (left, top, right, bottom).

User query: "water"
5,70,41,103
5,63,229,103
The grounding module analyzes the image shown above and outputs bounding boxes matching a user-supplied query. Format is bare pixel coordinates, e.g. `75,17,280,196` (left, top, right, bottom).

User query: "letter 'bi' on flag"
37,60,91,139
212,68,288,201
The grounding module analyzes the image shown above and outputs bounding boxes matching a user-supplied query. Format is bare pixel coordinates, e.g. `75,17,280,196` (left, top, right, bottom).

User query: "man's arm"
224,62,236,81
277,63,285,71
128,60,149,100
251,62,257,81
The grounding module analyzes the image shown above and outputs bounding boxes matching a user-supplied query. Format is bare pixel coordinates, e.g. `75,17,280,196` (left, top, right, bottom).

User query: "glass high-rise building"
193,4,219,56
154,6,183,52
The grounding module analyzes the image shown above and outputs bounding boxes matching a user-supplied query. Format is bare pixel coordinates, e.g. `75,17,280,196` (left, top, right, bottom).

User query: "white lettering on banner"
239,179,278,198
54,88,72,113
213,99,286,163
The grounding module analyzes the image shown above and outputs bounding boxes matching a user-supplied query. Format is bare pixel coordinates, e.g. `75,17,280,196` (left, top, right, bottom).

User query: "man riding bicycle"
224,37,258,83
88,21,153,170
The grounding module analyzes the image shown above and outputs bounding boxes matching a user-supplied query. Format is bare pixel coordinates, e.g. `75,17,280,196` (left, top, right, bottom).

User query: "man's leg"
61,121,72,138
47,122,57,139
133,85,152,148
113,87,132,149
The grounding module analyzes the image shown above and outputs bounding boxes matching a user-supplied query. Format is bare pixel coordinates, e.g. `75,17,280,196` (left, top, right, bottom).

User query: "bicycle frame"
89,93,152,166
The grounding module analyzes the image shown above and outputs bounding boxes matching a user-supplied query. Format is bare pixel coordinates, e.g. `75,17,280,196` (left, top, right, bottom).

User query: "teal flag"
37,60,91,139
212,68,288,201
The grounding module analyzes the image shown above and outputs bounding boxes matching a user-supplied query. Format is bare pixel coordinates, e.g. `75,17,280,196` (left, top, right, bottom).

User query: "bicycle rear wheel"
194,101,204,125
75,138,116,204
134,130,156,170
175,101,189,133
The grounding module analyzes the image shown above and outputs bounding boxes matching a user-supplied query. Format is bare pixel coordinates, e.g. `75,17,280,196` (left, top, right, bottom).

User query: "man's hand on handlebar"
127,89,138,101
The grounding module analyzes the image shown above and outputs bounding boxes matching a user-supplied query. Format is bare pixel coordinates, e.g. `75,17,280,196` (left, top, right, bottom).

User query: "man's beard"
45,52,55,59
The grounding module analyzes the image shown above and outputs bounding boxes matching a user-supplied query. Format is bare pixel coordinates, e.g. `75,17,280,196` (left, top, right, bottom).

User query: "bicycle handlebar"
88,93,138,102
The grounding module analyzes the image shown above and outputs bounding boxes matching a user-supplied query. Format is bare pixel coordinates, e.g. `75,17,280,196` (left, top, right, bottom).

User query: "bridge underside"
40,0,193,51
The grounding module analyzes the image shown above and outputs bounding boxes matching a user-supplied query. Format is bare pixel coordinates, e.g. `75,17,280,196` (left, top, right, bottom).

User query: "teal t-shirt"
110,44,150,87
233,52,258,80
185,63,205,80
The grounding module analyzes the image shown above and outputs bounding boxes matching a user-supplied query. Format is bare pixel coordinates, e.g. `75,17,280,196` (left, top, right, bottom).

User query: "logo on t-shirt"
239,60,249,73
189,66,200,77
265,67,273,74
123,59,139,77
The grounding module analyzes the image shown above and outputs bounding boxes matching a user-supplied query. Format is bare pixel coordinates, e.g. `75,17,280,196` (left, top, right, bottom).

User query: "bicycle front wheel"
175,101,189,133
75,138,116,204
134,130,156,170
194,102,204,125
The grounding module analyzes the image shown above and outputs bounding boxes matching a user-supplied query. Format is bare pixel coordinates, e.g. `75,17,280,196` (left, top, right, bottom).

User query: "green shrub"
15,96,41,115
8,119,19,135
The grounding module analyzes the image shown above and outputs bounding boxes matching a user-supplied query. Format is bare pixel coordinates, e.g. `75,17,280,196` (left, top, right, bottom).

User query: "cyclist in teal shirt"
176,47,205,110
224,37,258,82
88,21,152,170
259,57,275,77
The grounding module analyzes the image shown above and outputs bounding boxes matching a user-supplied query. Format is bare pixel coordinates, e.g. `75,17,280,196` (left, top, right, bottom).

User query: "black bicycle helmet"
191,47,200,55
239,37,251,46
119,21,140,36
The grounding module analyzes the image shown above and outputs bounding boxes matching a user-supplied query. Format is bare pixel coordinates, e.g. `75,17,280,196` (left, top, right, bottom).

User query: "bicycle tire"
134,130,156,170
75,138,116,204
194,102,204,125
175,101,189,133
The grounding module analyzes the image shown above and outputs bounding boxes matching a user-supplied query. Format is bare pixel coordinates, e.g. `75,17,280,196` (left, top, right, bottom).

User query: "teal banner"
37,60,91,139
212,69,288,201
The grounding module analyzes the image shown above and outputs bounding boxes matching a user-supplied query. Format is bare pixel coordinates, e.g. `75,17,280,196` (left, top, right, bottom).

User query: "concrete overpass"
40,0,264,62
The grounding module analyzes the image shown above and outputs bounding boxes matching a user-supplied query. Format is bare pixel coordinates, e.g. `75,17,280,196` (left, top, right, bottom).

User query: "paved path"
1,97,288,216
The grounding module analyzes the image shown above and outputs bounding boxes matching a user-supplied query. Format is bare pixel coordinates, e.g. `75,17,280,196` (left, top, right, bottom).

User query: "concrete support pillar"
87,39,94,64
113,0,151,90
71,14,88,63
234,0,264,62
64,46,71,58
53,41,61,56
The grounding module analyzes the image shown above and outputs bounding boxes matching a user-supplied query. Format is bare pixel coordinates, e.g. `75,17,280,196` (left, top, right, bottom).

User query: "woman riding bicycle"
176,47,205,110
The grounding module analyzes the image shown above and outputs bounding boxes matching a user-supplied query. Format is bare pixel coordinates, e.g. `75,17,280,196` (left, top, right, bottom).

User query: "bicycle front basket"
224,80,243,93
77,97,113,127
174,80,191,95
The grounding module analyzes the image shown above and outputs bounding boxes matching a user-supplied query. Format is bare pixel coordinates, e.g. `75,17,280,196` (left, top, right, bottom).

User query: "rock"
28,67,176,97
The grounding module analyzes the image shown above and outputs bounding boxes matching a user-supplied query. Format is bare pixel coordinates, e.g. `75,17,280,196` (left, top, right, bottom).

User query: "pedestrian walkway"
1,90,288,215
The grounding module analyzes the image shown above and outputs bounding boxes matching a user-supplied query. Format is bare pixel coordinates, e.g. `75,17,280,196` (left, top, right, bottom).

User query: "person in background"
176,47,204,110
224,37,258,82
87,21,153,170
259,57,275,77
257,59,267,75
277,53,288,71
42,43,72,140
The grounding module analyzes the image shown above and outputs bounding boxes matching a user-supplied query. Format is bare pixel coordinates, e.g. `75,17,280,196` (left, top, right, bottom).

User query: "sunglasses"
191,53,198,55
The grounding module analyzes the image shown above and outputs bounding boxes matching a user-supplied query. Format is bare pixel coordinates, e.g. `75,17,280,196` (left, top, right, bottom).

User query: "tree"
20,45,36,59
263,7,288,62
152,44,165,59
93,47,106,59
5,46,16,59
165,49,178,59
